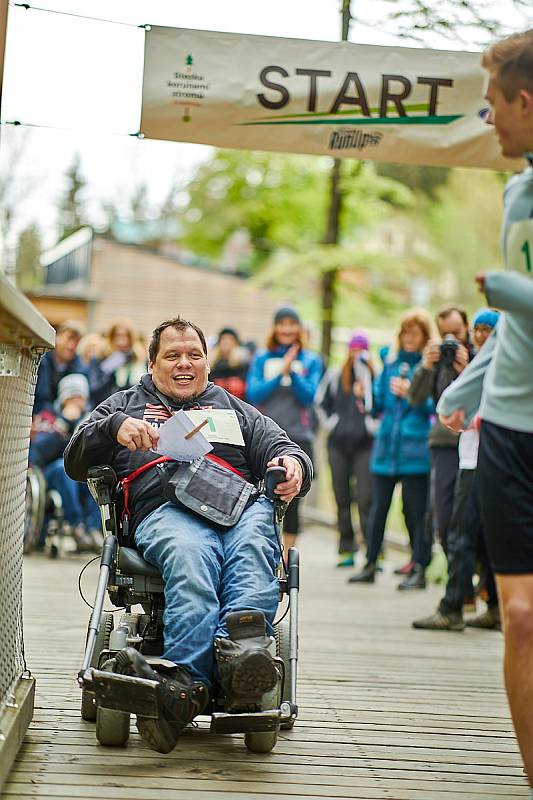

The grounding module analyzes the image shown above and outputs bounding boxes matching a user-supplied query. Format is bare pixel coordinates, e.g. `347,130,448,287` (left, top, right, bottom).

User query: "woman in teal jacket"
246,306,323,551
349,309,434,588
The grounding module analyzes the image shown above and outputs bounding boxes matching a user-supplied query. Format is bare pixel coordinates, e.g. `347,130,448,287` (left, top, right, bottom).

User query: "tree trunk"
320,1,351,362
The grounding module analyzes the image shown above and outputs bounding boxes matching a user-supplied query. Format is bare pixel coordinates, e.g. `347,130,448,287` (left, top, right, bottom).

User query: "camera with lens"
439,334,458,366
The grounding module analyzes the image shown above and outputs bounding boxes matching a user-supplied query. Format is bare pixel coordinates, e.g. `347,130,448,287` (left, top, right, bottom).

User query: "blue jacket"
33,351,88,415
371,348,433,477
246,346,323,444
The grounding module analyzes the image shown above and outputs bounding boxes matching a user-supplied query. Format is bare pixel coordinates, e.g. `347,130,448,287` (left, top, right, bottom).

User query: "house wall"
25,297,89,329
91,239,281,348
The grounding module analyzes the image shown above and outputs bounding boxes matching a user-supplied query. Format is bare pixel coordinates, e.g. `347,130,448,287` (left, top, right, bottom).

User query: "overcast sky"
1,0,531,249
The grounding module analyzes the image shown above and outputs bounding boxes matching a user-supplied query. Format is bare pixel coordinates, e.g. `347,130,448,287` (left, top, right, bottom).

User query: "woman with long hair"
349,309,434,589
246,307,323,551
317,330,375,567
88,318,146,407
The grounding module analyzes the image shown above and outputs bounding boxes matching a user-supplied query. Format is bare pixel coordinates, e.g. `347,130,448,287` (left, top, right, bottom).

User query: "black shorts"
477,420,533,574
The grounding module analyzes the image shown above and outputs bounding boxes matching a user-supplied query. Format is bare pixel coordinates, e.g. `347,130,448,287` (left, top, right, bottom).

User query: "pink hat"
348,330,369,351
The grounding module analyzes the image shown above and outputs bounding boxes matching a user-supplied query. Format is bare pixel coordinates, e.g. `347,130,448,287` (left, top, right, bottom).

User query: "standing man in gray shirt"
437,30,533,795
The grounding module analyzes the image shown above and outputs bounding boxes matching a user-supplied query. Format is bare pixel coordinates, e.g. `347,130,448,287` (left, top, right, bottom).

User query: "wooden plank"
6,528,528,799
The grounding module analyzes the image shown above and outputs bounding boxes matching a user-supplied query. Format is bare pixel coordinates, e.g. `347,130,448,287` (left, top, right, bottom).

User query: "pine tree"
57,154,87,241
16,223,43,291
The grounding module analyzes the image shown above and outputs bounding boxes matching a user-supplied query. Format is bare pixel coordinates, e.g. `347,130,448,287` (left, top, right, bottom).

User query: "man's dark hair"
436,305,468,328
149,317,208,363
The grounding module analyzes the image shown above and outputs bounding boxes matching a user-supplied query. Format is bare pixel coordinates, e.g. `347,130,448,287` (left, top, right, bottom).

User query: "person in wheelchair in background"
30,373,101,553
64,316,312,753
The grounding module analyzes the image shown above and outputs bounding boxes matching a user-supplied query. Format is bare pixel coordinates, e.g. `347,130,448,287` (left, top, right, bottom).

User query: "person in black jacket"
64,316,312,754
408,306,474,556
317,331,374,567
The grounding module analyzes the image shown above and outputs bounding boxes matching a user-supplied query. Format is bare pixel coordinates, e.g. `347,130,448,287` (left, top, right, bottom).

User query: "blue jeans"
134,496,280,687
43,458,101,529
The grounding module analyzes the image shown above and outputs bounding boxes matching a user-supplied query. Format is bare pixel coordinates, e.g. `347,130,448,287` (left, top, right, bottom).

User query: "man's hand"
390,376,410,398
280,344,300,376
475,272,486,294
439,409,465,433
266,455,303,503
117,417,160,452
422,341,441,370
453,343,469,374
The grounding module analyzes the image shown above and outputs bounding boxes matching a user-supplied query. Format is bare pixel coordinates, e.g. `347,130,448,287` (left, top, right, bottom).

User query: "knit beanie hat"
273,306,301,325
348,329,369,351
472,308,500,329
58,373,89,407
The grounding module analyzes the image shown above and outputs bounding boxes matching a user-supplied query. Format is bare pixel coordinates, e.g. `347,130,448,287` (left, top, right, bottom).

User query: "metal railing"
0,273,54,790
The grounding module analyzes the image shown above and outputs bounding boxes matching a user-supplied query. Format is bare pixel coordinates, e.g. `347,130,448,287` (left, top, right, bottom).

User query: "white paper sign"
185,409,245,446
154,409,213,461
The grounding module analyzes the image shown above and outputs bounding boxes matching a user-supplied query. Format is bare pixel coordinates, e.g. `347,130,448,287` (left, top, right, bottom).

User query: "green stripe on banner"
241,114,464,127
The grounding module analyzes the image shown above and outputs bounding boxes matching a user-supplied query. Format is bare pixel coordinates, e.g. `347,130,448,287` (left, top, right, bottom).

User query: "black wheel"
244,730,278,753
95,660,130,747
24,466,46,554
81,612,114,721
274,619,295,730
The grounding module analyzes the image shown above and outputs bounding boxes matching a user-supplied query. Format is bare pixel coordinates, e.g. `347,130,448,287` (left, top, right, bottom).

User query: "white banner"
140,26,523,171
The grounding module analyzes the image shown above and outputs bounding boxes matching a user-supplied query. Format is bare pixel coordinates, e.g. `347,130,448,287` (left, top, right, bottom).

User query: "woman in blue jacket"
246,307,323,551
349,309,434,589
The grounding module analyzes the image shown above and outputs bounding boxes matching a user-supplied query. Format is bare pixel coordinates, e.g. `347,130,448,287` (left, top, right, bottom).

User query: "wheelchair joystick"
264,465,287,501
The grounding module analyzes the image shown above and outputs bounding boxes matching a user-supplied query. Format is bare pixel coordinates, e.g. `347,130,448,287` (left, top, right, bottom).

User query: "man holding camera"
408,307,473,581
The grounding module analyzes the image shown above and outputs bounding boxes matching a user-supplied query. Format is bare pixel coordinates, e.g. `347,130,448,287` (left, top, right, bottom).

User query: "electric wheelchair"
78,463,300,754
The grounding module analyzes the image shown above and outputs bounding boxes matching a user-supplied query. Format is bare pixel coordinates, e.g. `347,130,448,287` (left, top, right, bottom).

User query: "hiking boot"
412,610,465,631
114,647,207,753
397,564,426,590
337,552,355,568
394,560,414,576
465,606,501,630
347,562,376,584
214,610,278,713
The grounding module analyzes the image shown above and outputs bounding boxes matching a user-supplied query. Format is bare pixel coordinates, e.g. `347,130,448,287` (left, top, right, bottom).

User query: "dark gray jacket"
64,374,313,533
408,362,459,448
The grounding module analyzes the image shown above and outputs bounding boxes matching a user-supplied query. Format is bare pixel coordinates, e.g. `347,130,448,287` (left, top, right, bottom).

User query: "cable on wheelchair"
77,556,125,614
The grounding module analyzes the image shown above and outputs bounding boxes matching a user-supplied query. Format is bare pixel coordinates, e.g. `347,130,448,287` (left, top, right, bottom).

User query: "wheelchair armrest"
87,465,118,506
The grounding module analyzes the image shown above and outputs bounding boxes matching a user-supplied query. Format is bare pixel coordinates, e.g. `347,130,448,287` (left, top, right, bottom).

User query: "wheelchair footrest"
210,709,281,734
92,669,160,719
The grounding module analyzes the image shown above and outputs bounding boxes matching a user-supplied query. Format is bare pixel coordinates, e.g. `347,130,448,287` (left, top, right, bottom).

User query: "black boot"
114,647,207,753
347,562,376,584
214,610,278,713
397,563,426,590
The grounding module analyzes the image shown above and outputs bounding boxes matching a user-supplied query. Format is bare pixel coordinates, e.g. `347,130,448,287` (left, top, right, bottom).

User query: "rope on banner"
10,2,151,30
2,119,145,139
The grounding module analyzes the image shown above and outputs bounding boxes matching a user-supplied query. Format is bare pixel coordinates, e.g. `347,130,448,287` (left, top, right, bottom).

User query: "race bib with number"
506,218,533,276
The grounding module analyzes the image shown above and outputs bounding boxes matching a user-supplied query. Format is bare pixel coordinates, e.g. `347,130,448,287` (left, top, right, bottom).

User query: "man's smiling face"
149,326,209,403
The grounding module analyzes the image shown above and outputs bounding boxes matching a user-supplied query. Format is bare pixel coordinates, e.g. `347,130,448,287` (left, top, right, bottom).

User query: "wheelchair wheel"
95,660,130,747
244,730,278,753
274,619,295,730
24,466,46,554
81,612,114,721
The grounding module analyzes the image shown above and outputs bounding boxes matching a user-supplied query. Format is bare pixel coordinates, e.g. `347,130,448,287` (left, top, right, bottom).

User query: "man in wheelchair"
64,316,312,753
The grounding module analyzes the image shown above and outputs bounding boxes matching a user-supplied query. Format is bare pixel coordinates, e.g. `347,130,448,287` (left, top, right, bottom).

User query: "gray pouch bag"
159,457,259,528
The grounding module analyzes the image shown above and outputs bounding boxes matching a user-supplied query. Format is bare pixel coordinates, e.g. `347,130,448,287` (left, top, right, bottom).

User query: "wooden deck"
4,526,528,800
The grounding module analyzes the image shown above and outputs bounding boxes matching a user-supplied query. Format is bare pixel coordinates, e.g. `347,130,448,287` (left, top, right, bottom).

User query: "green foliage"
180,152,413,271
181,150,330,266
421,168,504,303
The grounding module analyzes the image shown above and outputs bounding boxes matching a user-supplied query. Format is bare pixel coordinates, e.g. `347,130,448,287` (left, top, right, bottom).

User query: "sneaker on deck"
465,606,501,630
336,552,355,568
412,610,465,631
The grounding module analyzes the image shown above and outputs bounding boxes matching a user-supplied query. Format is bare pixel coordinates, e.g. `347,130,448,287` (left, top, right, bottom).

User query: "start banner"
140,26,524,171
